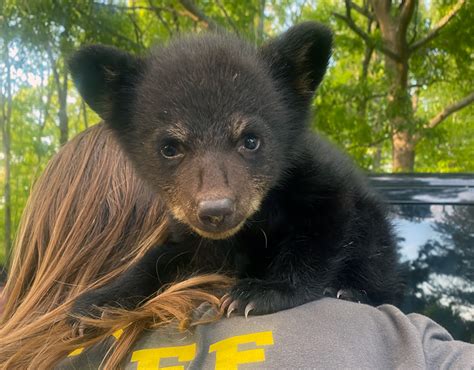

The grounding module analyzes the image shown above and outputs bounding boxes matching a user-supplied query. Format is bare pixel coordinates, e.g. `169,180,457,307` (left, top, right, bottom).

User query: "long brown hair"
0,124,232,369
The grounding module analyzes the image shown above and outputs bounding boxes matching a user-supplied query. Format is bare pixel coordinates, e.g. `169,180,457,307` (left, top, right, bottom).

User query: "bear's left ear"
68,45,144,128
260,22,332,107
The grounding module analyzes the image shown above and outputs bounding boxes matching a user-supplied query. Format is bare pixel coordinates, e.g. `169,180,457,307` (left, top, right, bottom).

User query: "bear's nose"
198,198,235,227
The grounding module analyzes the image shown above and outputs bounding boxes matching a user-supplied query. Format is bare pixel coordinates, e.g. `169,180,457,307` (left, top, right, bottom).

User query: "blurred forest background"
0,0,473,336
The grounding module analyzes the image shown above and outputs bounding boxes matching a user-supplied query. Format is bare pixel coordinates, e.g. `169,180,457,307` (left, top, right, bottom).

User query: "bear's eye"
241,134,260,152
161,143,183,159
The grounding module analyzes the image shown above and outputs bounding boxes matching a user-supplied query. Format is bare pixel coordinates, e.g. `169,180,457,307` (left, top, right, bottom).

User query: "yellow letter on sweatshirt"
131,343,196,370
209,331,274,370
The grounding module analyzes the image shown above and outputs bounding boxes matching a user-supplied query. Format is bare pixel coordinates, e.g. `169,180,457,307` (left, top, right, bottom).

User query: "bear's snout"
197,198,235,228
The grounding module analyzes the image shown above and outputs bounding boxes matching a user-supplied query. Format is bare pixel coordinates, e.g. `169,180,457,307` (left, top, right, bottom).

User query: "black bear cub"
69,22,403,319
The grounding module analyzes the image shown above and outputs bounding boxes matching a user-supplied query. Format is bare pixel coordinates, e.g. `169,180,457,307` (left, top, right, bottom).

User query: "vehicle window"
369,174,474,343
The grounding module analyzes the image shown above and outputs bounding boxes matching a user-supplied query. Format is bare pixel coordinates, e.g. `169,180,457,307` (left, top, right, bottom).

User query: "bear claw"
227,300,239,317
244,303,255,318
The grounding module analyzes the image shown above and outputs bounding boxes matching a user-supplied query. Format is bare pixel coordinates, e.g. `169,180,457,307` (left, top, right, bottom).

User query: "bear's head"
69,22,332,240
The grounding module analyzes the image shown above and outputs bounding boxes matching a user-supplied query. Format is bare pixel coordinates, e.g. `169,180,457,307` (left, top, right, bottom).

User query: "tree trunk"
58,69,69,145
82,99,89,129
47,46,69,145
386,57,414,172
1,41,13,264
392,129,415,171
256,0,266,44
372,0,416,172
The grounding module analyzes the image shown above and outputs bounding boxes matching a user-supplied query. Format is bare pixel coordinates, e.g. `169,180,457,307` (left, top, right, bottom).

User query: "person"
62,298,474,370
1,125,473,369
0,124,233,369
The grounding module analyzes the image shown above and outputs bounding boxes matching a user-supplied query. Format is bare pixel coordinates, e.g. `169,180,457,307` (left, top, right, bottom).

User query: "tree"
333,0,474,171
0,6,14,264
47,46,69,145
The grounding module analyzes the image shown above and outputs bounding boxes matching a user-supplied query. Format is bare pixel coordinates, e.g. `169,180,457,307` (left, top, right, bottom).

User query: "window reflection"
392,204,474,342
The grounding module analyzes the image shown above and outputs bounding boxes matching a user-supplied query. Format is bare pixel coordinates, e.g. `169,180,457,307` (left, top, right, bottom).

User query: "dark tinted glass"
371,175,474,343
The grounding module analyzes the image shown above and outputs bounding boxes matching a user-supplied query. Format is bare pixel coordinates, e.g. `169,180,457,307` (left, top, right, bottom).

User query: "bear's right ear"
68,45,143,125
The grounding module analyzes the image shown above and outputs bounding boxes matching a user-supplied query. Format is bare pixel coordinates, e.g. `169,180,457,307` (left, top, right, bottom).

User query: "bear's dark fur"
69,22,404,318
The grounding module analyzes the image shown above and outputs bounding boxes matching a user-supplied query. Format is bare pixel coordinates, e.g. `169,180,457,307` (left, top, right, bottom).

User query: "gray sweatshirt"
61,298,474,369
